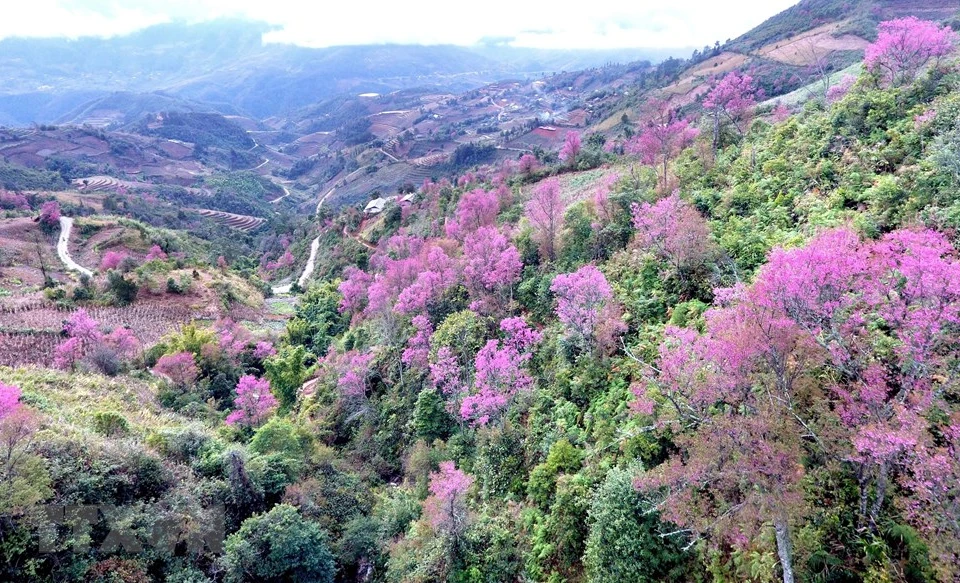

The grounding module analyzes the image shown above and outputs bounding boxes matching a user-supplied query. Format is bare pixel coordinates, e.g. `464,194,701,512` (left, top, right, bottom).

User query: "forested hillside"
4,13,960,583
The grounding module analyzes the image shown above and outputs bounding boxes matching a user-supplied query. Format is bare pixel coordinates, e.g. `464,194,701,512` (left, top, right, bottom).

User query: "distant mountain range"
0,20,689,126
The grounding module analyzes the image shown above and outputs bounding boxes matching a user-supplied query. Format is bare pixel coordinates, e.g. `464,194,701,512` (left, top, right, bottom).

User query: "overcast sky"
3,0,800,50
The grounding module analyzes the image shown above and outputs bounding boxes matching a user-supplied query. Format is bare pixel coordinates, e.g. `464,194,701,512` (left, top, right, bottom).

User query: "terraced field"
72,175,141,192
192,208,266,232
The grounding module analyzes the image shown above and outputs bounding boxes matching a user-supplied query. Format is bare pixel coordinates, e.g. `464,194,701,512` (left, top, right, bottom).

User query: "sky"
1,0,800,50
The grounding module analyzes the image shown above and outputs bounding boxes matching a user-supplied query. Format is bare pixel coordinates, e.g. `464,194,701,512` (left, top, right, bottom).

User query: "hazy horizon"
6,0,799,50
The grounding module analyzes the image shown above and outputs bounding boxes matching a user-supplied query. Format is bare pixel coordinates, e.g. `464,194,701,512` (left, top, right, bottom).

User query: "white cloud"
0,0,800,49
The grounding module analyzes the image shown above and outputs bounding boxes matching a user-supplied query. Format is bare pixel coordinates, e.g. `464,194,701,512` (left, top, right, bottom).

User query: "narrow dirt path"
344,223,377,251
270,183,293,204
316,187,335,215
272,237,320,295
57,217,93,277
271,186,336,295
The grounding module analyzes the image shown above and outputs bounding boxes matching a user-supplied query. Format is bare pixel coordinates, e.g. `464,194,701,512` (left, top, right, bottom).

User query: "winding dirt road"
272,237,320,295
271,186,337,295
57,216,93,277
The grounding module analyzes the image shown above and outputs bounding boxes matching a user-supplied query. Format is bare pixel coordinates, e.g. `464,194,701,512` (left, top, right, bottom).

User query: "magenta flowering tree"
63,309,102,342
54,309,103,369
825,74,857,103
518,153,540,174
457,171,477,188
550,265,623,351
104,327,139,359
424,461,473,538
771,102,791,123
0,381,41,509
336,351,375,400
445,188,499,240
320,348,377,418
253,341,277,360
703,72,760,151
339,266,373,316
402,315,433,370
0,383,23,421
343,233,463,320
430,346,466,400
462,226,522,314
394,245,459,316
631,193,717,280
526,178,564,262
625,99,699,192
865,17,957,86
0,192,29,210
215,319,252,357
460,317,541,426
39,201,60,230
265,250,295,271
226,375,277,427
153,351,199,388
635,226,960,580
592,173,620,224
145,245,168,261
100,251,128,271
559,131,581,165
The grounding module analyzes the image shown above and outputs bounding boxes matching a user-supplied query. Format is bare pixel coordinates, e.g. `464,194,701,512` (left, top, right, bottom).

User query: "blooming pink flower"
153,351,199,387
226,375,277,427
145,245,168,261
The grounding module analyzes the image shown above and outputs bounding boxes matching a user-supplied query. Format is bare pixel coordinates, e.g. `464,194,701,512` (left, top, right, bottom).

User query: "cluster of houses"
363,191,419,215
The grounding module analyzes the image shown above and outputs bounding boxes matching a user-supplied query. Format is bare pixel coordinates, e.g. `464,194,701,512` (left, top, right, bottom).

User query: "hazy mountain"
0,19,689,125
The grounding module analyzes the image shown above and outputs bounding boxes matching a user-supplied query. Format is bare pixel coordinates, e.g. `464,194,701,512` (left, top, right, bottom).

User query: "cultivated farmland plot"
192,208,266,232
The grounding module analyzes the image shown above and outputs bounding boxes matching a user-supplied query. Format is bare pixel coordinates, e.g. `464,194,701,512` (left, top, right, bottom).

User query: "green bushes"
92,411,129,436
584,466,690,582
222,504,335,583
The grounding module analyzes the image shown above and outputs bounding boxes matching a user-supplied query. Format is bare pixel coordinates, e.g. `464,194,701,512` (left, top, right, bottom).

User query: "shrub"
221,504,335,583
106,271,138,305
92,411,129,436
584,466,690,582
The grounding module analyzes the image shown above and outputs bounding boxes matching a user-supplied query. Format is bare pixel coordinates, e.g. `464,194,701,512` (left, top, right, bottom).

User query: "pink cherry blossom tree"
703,72,760,152
445,188,499,240
100,251,128,271
424,461,473,539
518,153,540,174
826,75,857,103
214,318,252,357
393,245,459,316
636,225,960,580
0,383,23,421
402,315,434,370
631,193,717,281
865,17,957,86
226,375,277,427
0,382,41,508
153,351,199,388
462,226,522,314
104,327,139,359
339,266,373,317
526,178,564,262
54,309,103,369
771,102,791,123
559,132,582,165
460,317,541,426
253,341,277,360
550,265,624,352
625,98,699,192
0,192,29,210
145,245,168,261
39,201,60,230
